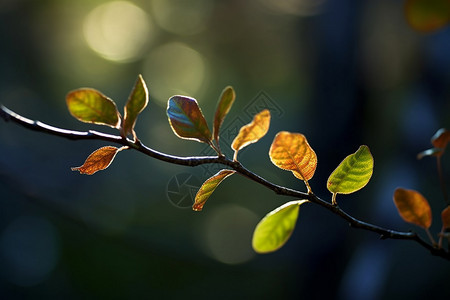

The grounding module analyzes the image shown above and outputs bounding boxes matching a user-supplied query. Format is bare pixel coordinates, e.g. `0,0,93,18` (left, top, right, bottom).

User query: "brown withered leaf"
393,188,432,229
431,128,450,151
72,146,127,175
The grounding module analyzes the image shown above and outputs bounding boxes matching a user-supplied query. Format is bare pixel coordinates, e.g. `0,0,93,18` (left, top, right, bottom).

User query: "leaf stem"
425,228,437,247
208,140,222,156
331,193,337,206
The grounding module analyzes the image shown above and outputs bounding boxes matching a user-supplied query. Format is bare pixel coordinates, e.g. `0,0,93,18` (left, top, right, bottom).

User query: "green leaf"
327,145,374,205
66,88,121,128
213,86,236,144
252,200,308,254
167,95,212,144
193,169,236,211
122,74,149,138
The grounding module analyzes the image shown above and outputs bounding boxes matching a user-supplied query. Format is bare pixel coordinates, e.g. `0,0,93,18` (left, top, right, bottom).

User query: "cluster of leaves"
68,75,148,174
252,144,373,253
62,75,450,256
394,129,450,248
67,75,378,254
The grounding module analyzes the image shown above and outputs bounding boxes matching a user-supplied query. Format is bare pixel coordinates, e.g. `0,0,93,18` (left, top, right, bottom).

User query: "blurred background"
1,0,449,299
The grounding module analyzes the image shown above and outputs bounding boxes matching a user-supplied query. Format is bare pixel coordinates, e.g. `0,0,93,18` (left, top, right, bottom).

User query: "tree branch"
1,104,449,260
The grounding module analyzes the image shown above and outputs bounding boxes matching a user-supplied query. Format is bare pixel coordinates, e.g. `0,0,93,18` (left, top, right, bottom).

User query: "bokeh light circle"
202,204,258,265
83,1,154,62
150,0,213,35
143,42,207,105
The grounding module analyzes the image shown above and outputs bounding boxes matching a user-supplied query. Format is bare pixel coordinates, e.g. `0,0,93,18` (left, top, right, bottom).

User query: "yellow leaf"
231,109,270,160
71,146,126,175
393,188,432,229
269,131,317,184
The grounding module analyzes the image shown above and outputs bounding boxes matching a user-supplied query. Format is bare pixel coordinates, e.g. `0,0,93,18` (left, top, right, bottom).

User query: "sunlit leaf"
66,88,121,128
192,169,236,211
231,109,270,160
71,146,127,175
122,74,149,138
327,145,373,204
269,131,317,182
167,95,212,144
442,206,450,230
213,86,235,145
252,200,308,254
405,0,450,32
431,128,450,151
393,188,432,229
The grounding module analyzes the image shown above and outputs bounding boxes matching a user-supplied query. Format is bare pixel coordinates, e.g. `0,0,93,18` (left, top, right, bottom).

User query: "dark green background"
1,0,449,299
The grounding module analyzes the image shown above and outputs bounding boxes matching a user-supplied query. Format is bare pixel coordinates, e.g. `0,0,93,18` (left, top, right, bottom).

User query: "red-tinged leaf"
231,109,271,160
193,169,236,211
167,95,212,144
213,86,236,145
431,128,450,150
71,146,126,175
393,188,432,229
405,0,450,32
442,206,450,230
269,131,317,184
66,88,121,128
122,75,149,138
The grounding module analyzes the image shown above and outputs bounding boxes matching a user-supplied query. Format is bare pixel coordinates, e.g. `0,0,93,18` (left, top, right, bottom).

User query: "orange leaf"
71,146,126,175
431,128,450,150
393,188,432,229
442,206,450,230
405,0,450,32
231,109,270,160
269,131,317,182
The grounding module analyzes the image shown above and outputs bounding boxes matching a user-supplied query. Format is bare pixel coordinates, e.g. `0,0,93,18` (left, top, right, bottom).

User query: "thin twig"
1,104,449,260
437,156,449,205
